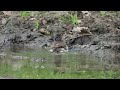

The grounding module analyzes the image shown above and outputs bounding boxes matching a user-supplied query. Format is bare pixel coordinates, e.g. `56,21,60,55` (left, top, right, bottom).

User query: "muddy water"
0,46,120,76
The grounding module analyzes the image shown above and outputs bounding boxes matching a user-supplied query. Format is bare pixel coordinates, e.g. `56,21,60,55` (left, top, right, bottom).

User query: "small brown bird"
52,41,67,53
53,41,65,48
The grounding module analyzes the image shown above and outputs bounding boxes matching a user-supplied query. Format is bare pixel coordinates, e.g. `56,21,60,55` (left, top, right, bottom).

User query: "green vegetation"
70,14,78,25
0,63,120,79
20,11,30,18
116,11,120,18
100,11,106,17
59,13,78,26
34,20,39,30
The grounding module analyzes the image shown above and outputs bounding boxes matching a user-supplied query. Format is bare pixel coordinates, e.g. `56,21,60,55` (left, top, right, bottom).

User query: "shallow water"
0,46,120,79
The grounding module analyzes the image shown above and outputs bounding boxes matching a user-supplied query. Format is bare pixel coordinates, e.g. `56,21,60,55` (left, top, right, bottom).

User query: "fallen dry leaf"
38,28,50,35
72,26,92,35
72,27,88,32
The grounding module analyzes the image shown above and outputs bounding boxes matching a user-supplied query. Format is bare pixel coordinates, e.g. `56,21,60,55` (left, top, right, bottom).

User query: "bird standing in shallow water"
49,33,68,53
49,41,68,53
52,41,66,53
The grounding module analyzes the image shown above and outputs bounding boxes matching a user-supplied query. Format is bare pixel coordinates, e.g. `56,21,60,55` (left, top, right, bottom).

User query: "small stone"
60,50,64,53
49,49,53,52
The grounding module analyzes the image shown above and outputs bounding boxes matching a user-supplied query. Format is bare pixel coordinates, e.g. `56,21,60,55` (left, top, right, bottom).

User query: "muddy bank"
0,11,120,60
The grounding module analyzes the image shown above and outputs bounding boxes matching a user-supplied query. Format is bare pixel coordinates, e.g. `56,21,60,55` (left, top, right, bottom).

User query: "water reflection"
53,54,66,73
54,54,62,67
1,48,120,73
10,43,24,53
